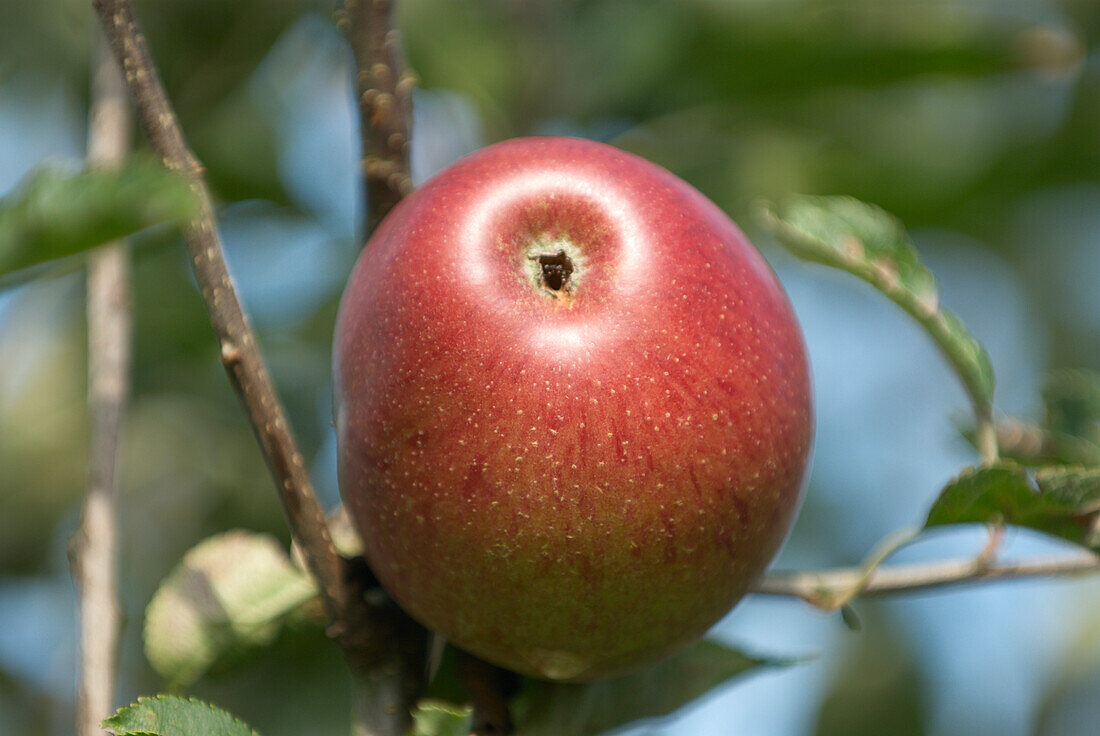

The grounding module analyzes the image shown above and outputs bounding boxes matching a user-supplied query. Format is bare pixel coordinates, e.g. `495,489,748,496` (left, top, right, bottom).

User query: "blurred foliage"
2,1,1100,735
1044,370,1100,442
509,640,778,735
814,607,927,736
0,158,197,283
1035,624,1100,736
971,369,1100,466
143,531,317,689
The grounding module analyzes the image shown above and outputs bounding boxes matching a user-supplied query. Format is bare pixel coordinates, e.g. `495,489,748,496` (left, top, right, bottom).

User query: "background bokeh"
1,0,1099,733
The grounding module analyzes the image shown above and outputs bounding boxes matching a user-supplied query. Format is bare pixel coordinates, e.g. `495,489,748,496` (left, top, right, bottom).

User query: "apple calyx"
523,238,583,302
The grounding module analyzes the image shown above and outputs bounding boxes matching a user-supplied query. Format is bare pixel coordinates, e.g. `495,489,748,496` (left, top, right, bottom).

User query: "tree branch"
340,0,416,234
338,2,433,730
337,4,431,733
754,552,1100,609
90,0,352,637
70,30,132,736
92,4,429,735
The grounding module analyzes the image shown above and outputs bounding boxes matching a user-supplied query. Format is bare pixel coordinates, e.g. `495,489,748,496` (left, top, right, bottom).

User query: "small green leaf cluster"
108,638,778,736
415,639,781,736
927,464,1100,550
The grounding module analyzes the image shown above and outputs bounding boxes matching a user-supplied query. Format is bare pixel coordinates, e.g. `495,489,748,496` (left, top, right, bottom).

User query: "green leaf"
409,699,473,736
144,530,318,687
0,157,197,282
925,463,1100,551
103,695,260,736
759,195,994,415
513,640,784,736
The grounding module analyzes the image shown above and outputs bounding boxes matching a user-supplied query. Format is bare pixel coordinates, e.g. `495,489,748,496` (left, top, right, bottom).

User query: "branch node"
344,0,413,236
219,340,242,367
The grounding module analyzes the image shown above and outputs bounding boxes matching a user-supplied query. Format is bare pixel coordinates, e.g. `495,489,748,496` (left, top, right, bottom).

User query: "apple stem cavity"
524,238,582,302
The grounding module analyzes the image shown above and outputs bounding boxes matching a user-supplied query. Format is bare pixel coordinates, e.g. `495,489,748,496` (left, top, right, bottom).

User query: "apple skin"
334,136,813,681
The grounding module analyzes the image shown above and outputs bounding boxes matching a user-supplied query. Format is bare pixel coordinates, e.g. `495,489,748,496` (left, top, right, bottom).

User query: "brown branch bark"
340,0,416,235
754,552,1100,609
90,0,352,641
70,31,132,736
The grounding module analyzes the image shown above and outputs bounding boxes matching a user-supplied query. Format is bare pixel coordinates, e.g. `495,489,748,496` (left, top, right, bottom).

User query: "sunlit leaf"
0,157,197,283
144,530,317,687
759,195,994,415
103,695,260,736
925,463,1100,551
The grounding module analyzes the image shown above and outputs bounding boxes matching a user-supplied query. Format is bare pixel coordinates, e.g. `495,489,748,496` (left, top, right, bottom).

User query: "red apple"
334,136,813,681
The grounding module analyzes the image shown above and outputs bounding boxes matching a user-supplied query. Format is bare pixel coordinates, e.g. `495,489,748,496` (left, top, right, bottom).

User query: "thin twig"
90,0,350,634
754,553,1100,609
974,406,999,465
340,0,416,234
817,526,922,610
70,31,132,736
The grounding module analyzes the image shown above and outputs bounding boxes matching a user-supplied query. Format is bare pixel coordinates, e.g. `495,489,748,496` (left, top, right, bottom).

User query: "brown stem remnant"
70,30,132,736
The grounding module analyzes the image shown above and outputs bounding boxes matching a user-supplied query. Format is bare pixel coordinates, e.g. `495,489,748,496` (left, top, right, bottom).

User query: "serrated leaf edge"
102,694,262,736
